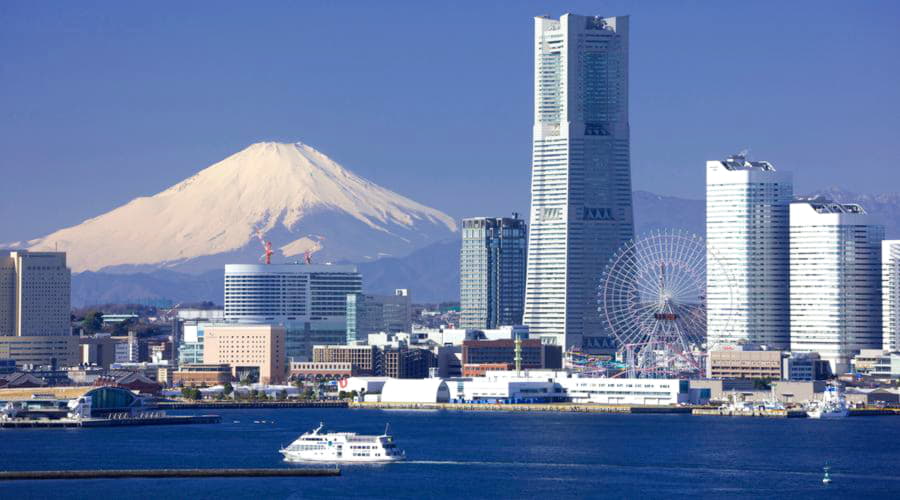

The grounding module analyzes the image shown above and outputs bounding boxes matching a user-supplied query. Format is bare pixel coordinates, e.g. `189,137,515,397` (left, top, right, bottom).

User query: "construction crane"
304,234,325,265
255,229,274,265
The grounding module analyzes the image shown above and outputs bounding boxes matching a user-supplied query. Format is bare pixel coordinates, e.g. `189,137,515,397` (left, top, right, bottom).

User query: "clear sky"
2,1,898,242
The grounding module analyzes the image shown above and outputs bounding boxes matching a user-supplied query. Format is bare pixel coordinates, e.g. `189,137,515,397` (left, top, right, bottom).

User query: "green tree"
223,382,234,397
278,389,288,401
81,311,104,334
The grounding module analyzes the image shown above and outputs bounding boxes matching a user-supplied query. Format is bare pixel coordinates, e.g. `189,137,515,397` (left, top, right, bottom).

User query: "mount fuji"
12,142,458,273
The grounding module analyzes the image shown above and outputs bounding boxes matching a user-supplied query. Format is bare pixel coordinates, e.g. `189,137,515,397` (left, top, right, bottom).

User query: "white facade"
379,378,450,403
559,377,687,405
882,240,900,351
706,155,792,349
224,263,361,361
524,14,634,351
790,199,883,373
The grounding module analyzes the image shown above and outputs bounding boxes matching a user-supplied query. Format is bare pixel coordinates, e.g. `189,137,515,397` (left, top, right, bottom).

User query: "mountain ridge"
10,142,457,273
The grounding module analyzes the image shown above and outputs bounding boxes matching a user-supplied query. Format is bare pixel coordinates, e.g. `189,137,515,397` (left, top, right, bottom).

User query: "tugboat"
280,422,405,463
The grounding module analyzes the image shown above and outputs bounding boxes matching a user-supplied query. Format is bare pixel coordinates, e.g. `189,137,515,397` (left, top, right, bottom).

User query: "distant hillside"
71,187,900,306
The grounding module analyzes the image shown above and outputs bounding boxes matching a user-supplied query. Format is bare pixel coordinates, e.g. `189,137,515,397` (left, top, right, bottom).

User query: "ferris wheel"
598,229,732,376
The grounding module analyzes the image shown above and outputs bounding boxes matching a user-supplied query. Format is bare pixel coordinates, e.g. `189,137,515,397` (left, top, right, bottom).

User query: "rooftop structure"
706,155,792,349
789,198,883,374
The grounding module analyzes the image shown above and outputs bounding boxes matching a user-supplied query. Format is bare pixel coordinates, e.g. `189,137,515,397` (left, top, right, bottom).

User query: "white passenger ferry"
280,422,405,463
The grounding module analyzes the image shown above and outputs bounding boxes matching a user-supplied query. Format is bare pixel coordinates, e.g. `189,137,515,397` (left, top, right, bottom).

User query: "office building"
461,339,562,371
175,309,225,366
707,349,784,380
202,324,286,384
0,251,77,367
524,14,634,351
882,240,900,351
346,289,412,343
224,263,361,361
460,217,526,329
782,352,832,381
313,345,380,376
172,364,233,387
790,198,883,373
706,155,792,349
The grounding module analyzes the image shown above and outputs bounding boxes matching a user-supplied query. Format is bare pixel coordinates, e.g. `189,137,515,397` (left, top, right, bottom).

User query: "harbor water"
2,408,899,499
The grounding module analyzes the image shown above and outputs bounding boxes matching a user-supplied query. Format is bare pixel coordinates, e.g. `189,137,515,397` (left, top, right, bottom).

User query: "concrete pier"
0,414,221,429
0,468,340,480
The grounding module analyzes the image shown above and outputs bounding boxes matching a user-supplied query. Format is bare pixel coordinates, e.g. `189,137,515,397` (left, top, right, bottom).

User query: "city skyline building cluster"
706,155,889,373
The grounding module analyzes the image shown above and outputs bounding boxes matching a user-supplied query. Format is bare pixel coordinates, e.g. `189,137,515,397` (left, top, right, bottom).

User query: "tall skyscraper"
224,263,361,361
789,198,883,374
461,217,527,329
706,155,792,349
524,14,634,350
346,289,412,343
0,250,77,367
881,240,900,351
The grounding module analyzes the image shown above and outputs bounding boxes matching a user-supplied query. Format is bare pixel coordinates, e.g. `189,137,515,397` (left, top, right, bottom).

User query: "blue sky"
1,1,898,242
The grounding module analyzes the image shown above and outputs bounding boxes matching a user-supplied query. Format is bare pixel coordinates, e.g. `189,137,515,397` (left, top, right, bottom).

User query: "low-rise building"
0,335,78,369
461,339,561,371
852,349,886,374
313,345,379,376
379,378,451,403
173,363,233,387
462,363,512,377
79,334,119,369
708,349,784,380
290,362,357,380
560,377,702,405
845,388,899,406
782,352,832,381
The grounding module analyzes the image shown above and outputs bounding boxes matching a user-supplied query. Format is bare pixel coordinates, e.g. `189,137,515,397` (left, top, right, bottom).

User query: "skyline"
2,1,900,244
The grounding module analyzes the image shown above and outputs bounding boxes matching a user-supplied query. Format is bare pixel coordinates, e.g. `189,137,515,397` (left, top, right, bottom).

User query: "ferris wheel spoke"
597,230,732,377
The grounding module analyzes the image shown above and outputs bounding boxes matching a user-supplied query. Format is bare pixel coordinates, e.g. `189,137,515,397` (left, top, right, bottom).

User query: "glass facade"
224,264,361,361
460,218,527,329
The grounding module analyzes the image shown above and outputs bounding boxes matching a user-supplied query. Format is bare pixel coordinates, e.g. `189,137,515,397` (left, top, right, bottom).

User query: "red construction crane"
255,230,273,265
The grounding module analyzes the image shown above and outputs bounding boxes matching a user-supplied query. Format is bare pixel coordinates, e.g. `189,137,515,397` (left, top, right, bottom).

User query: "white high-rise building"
881,240,900,351
224,263,361,361
524,14,634,351
706,155,792,349
790,198,883,374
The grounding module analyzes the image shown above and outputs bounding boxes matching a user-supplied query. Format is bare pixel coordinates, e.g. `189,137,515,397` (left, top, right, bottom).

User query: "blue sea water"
2,408,899,499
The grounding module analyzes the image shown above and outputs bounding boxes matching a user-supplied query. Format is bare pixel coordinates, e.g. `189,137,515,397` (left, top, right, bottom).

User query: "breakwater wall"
0,468,340,480
0,414,220,429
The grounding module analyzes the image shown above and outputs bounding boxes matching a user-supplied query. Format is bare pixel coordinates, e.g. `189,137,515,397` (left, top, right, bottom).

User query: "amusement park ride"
567,229,734,379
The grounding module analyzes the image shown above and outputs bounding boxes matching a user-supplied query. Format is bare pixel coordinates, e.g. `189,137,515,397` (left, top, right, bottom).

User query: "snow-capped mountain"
16,142,458,272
